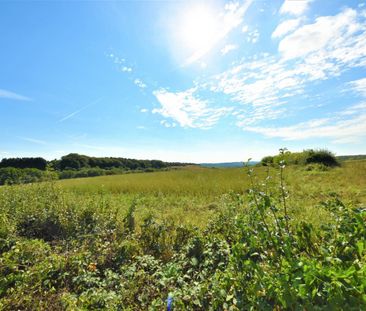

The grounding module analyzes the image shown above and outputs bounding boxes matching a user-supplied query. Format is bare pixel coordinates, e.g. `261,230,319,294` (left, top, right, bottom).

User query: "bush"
0,167,57,185
305,149,340,167
260,156,274,166
261,148,340,167
17,212,65,241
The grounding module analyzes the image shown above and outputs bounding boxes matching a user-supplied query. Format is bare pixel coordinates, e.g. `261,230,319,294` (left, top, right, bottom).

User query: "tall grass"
0,160,365,309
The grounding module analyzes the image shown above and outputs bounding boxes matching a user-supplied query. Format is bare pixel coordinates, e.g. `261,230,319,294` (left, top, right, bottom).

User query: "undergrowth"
0,153,365,310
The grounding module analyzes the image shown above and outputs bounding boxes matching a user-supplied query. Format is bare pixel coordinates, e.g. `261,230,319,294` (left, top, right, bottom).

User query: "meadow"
0,160,365,309
57,161,366,227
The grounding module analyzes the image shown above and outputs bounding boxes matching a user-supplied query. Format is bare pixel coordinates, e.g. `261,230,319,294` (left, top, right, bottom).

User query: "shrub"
17,211,65,241
261,148,340,167
304,149,340,167
260,156,274,166
0,167,56,185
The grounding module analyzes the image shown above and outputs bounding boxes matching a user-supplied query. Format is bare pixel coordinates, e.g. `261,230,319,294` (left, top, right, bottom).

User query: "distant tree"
0,157,47,170
59,153,89,170
260,156,274,166
304,149,339,167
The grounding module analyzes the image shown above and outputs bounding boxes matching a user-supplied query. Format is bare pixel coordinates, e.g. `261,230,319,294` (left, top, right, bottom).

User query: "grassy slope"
55,160,366,228
1,160,364,230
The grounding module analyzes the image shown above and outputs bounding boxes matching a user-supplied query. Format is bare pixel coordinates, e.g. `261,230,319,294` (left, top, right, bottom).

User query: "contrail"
58,97,103,123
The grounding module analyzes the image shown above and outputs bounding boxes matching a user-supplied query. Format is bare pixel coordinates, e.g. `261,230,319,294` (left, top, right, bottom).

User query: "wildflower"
88,262,97,272
167,293,173,311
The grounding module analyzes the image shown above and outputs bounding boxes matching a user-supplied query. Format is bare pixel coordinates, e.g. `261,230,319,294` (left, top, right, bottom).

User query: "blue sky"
1,0,365,162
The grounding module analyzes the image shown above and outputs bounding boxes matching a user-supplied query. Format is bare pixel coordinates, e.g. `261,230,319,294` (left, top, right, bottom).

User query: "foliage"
0,156,365,309
0,157,48,170
261,148,340,167
58,153,191,171
337,154,366,161
0,167,57,185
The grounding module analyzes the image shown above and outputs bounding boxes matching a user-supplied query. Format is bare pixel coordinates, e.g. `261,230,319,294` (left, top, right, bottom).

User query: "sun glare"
178,4,219,53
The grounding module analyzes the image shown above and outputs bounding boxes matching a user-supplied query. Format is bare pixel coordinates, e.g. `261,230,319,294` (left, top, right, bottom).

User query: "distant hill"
199,161,258,168
337,155,366,161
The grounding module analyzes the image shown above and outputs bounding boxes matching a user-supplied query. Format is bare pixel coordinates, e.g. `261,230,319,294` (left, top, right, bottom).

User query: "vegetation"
0,154,365,310
0,157,47,170
260,149,340,168
337,154,366,162
55,153,191,171
0,153,191,185
0,167,57,185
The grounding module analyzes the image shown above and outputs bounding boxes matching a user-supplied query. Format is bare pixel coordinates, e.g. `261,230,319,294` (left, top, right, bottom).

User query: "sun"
177,4,219,54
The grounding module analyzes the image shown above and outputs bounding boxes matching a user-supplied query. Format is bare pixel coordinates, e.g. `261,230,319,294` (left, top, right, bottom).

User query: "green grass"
0,160,365,309
55,160,366,227
1,161,365,230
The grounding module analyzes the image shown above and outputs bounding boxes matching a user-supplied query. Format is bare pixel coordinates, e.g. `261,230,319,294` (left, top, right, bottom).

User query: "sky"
0,0,366,162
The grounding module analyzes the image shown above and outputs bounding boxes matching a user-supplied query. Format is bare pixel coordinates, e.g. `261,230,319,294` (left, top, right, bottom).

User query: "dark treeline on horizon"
0,153,192,171
0,157,48,170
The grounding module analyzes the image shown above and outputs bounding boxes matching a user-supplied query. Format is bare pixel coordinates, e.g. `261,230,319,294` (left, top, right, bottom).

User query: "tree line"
0,153,191,171
0,153,192,185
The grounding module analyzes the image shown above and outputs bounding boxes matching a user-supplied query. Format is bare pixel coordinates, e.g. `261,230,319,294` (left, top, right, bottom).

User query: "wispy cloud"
17,136,47,145
272,18,301,38
185,0,253,65
221,44,238,55
121,66,132,72
160,120,176,128
0,89,31,101
152,87,232,129
198,7,366,127
280,0,312,16
134,78,146,88
243,112,366,143
348,78,366,97
278,8,365,60
107,53,133,72
153,4,366,142
58,98,102,123
246,29,260,43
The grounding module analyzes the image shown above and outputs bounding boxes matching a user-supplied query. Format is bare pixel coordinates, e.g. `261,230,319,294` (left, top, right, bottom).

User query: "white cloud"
0,89,31,101
185,0,253,65
140,108,148,113
280,0,311,16
108,53,125,65
272,18,301,38
208,54,304,123
121,66,132,72
247,29,260,43
348,78,366,97
339,102,366,116
151,6,366,138
134,78,147,88
221,44,238,55
278,8,365,60
152,88,232,128
201,7,366,128
160,120,176,128
243,107,366,143
241,25,249,33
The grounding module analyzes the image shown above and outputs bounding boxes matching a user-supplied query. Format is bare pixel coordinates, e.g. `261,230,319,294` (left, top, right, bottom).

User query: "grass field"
55,161,366,227
0,160,365,309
